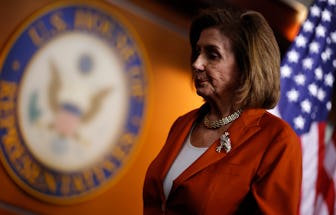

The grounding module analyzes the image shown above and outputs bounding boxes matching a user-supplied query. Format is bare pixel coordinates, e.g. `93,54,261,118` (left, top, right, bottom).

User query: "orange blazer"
143,107,302,215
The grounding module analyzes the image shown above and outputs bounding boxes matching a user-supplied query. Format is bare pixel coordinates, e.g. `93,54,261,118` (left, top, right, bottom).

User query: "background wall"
0,0,202,214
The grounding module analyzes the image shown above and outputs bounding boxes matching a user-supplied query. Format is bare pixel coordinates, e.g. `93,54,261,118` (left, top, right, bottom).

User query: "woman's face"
192,27,239,101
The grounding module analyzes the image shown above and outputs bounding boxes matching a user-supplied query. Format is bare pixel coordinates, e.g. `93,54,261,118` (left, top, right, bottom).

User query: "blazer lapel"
157,110,200,180
171,109,265,190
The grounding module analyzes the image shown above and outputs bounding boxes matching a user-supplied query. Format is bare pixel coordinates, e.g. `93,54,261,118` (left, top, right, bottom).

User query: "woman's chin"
196,88,211,98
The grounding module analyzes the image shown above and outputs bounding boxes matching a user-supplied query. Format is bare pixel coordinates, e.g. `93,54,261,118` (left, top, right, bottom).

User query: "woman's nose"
192,55,206,72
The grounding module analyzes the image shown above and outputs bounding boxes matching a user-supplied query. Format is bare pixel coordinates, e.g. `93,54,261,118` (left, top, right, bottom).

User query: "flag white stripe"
300,123,319,215
314,194,329,215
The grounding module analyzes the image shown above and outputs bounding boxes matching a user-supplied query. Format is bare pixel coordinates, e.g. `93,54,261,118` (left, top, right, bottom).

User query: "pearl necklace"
203,109,242,129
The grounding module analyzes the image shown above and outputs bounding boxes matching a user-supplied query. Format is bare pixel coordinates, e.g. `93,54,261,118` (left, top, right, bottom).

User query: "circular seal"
0,1,149,204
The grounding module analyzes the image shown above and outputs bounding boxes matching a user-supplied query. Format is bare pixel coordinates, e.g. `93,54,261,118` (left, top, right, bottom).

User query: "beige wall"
0,0,202,214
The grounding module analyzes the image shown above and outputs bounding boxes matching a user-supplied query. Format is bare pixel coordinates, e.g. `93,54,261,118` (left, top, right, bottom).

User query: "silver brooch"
216,132,231,153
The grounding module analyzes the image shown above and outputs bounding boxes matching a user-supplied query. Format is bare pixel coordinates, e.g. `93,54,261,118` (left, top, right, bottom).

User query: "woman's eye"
207,52,219,60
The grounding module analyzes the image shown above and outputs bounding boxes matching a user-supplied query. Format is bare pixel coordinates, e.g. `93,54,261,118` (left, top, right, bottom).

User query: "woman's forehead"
197,28,232,49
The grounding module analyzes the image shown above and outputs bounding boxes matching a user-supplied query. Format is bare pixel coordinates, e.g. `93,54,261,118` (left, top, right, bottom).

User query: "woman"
143,7,302,215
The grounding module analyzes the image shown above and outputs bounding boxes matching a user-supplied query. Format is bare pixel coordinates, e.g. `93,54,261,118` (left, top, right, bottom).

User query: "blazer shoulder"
258,111,301,154
242,109,299,145
262,111,297,134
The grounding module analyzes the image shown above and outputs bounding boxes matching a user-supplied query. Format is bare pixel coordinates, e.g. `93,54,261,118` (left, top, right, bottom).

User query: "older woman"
143,7,302,215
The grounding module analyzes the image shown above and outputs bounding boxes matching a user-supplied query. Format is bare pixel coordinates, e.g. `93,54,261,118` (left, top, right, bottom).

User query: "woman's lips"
195,78,209,87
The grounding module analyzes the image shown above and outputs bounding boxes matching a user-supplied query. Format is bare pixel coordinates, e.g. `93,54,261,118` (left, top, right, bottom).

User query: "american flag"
273,0,336,214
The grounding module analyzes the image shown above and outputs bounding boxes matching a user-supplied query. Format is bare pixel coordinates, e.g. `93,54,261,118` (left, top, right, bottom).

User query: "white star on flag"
295,74,306,85
296,35,307,47
303,20,314,32
288,50,300,62
309,42,320,53
301,99,312,113
281,65,292,78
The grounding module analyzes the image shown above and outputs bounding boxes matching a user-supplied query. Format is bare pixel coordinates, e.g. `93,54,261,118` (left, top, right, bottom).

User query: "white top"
163,129,208,199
